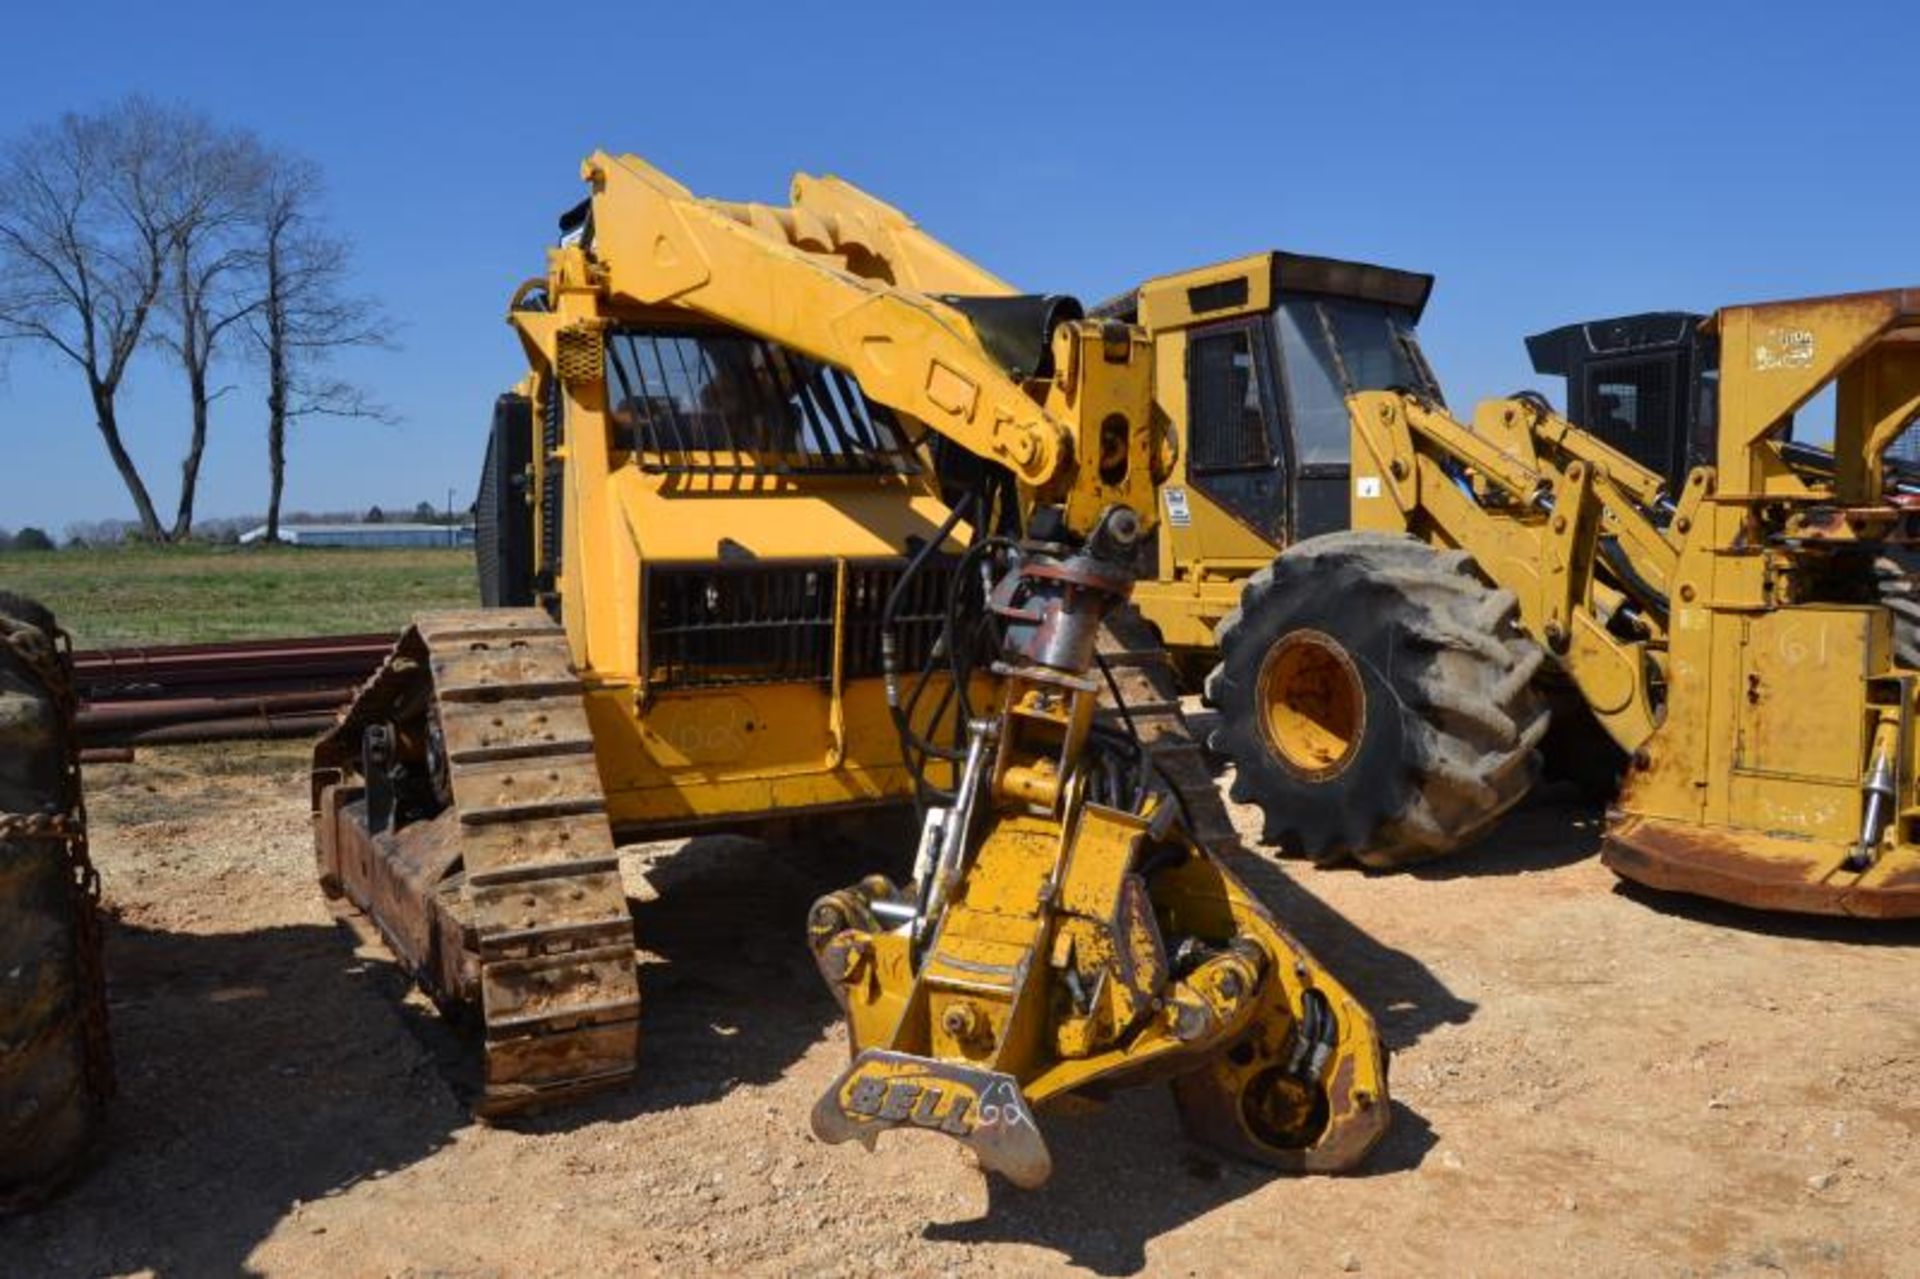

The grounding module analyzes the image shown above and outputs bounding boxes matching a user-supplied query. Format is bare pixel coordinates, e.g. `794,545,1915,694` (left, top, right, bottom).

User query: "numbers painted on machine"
648,694,752,762
1754,327,1816,372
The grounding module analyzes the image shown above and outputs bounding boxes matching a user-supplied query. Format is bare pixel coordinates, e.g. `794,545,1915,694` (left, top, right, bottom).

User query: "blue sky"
0,1,1912,534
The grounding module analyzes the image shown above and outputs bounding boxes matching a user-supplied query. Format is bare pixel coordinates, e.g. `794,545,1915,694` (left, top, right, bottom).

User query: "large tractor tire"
1207,532,1549,869
0,592,111,1208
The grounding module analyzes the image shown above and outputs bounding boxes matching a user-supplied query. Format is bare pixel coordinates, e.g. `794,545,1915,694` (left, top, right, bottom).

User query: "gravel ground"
4,736,1917,1277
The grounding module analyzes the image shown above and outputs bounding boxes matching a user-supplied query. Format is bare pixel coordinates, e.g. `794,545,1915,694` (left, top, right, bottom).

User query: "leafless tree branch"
0,99,391,542
243,149,395,542
0,97,262,540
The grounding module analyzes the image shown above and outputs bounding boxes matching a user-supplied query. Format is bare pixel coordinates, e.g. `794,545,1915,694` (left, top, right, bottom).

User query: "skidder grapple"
313,152,1388,1181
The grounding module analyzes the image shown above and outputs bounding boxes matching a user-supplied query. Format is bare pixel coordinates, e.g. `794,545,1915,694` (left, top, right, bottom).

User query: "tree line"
0,95,388,543
0,499,468,554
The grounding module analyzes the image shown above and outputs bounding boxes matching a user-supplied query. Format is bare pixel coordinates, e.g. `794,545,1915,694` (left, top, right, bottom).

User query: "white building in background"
238,522,475,548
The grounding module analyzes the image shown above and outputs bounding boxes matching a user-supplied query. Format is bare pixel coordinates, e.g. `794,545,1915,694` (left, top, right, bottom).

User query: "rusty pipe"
77,687,352,730
95,711,337,747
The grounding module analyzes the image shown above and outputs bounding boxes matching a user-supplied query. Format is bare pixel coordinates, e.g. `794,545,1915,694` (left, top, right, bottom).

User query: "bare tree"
153,122,270,540
246,153,390,543
0,98,192,540
0,101,389,544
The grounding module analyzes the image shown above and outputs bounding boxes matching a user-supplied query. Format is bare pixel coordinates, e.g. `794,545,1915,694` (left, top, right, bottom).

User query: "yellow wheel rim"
1255,630,1365,780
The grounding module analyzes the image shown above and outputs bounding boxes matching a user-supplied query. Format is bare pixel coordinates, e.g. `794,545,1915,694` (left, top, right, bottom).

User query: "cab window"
1188,326,1275,472
1273,296,1433,466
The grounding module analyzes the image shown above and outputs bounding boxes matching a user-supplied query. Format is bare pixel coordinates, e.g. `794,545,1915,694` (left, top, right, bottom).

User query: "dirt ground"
6,731,1918,1278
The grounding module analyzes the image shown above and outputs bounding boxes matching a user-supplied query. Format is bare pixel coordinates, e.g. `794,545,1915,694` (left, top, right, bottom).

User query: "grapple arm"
1348,388,1677,754
524,153,1165,542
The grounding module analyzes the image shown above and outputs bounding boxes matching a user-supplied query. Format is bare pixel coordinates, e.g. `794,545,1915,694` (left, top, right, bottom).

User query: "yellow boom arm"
584,152,1071,491
1349,389,1680,752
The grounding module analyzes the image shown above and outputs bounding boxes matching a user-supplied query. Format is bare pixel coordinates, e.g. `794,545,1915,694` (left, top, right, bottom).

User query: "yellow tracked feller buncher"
312,153,1388,1185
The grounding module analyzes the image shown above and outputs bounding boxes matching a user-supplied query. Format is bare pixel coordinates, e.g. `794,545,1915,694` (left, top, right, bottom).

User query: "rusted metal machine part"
83,701,339,746
1604,814,1920,919
313,611,639,1114
805,517,1388,1186
83,687,349,723
107,712,337,747
0,599,112,1209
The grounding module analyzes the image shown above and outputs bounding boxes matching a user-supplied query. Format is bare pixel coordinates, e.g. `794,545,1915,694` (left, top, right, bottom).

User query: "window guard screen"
1188,327,1274,473
1582,354,1679,476
606,329,918,476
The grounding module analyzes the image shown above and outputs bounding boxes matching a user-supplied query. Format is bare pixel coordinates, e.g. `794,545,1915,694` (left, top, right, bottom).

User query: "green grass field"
0,545,478,648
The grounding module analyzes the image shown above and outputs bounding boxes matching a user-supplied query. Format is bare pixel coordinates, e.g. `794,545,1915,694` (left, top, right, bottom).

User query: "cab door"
1269,294,1438,542
1183,316,1289,548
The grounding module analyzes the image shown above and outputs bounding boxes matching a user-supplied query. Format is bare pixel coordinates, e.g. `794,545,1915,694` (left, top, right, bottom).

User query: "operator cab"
1111,251,1440,549
1526,312,1717,492
1527,310,1920,496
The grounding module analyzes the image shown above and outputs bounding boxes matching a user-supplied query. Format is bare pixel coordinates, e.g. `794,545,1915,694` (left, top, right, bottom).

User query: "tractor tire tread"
0,594,105,1208
1207,531,1549,868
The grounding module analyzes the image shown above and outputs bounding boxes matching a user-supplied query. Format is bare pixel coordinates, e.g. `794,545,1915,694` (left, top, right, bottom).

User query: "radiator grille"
646,558,956,689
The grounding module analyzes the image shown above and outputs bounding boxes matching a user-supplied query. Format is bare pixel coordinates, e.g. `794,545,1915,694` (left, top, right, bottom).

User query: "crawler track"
1095,607,1241,858
314,611,640,1114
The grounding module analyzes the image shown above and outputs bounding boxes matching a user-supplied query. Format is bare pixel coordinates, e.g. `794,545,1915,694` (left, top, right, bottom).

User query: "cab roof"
1093,250,1434,329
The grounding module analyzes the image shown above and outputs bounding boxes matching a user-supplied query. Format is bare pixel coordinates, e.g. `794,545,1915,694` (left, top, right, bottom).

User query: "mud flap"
810,1049,1053,1188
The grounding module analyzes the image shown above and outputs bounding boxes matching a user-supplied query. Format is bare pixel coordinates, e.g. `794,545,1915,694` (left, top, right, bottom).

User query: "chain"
0,811,80,840
0,615,114,1104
